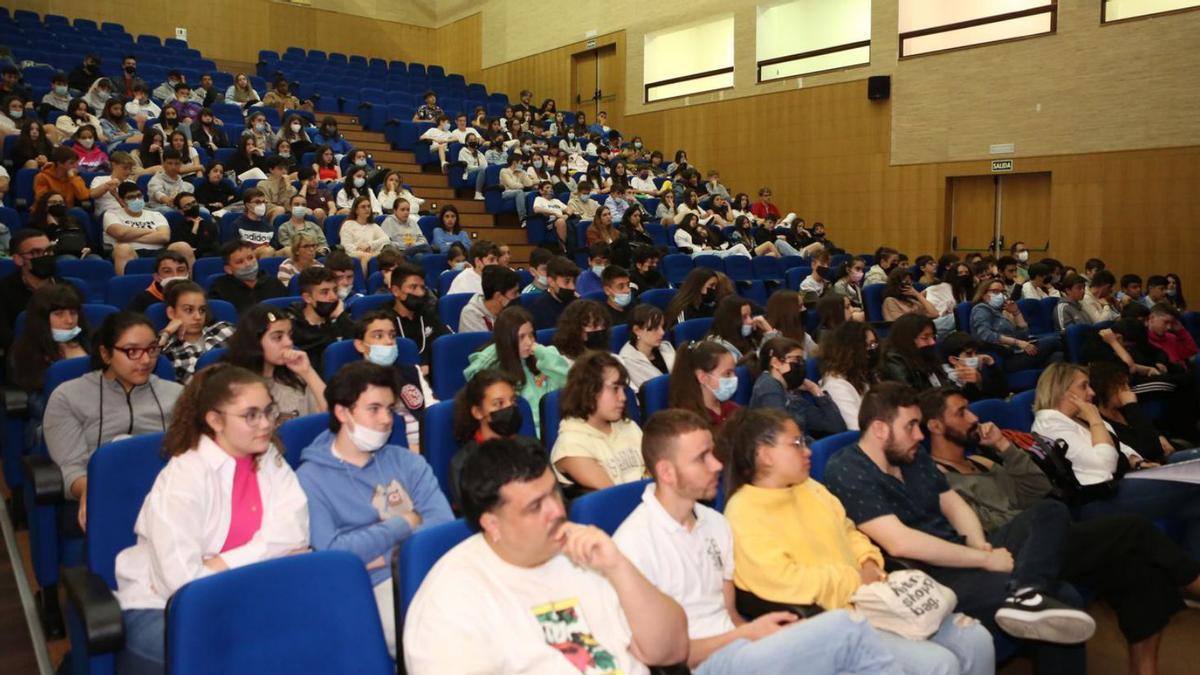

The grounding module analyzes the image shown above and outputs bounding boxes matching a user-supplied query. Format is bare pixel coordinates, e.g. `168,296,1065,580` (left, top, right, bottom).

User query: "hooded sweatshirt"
463,343,569,436
296,429,453,585
549,417,645,487
44,371,183,496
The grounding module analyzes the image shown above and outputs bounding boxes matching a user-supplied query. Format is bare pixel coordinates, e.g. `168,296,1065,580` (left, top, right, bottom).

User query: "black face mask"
585,330,608,350
401,294,427,313
866,347,880,369
918,345,939,364
183,204,201,218
701,288,717,305
783,366,806,391
554,288,577,303
124,65,136,75
47,204,68,220
488,404,523,437
314,300,338,318
29,255,56,279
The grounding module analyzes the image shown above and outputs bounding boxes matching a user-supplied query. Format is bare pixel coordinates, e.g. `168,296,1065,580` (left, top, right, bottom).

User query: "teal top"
462,343,570,436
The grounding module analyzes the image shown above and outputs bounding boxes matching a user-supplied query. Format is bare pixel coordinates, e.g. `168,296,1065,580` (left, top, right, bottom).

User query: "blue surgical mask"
987,292,1006,309
366,343,399,366
591,265,605,276
453,261,468,271
355,159,368,167
740,324,753,337
536,274,548,286
291,206,308,219
126,198,145,213
52,326,82,343
9,109,22,120
614,292,631,307
54,85,68,96
234,260,259,281
254,122,266,132
712,376,738,402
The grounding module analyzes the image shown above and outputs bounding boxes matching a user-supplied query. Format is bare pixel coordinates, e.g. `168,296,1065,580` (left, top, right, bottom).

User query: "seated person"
447,239,499,296
877,314,956,392
340,195,391,275
386,263,451,373
417,115,454,170
1082,270,1122,324
276,194,330,262
614,409,899,674
664,268,721,326
600,265,634,325
145,149,194,214
629,246,667,292
460,265,521,333
721,406,993,674
194,162,239,217
1054,274,1091,330
881,267,947,332
531,180,569,247
9,284,91,414
923,386,1200,675
226,304,328,420
1021,262,1061,301
45,313,184,531
619,305,675,392
298,166,335,224
969,277,1063,372
1146,302,1198,368
529,255,581,330
113,364,308,674
521,247,553,294
170,192,220,261
103,181,189,275
706,295,775,370
156,280,235,384
575,243,610,298
551,352,644,491
296,361,453,659
824,383,1096,672
935,332,1006,401
207,240,288,314
402,435,688,674
668,340,741,430
326,251,363,304
288,267,355,371
449,370,523,504
750,337,846,438
231,188,281,258
127,250,190,313
379,199,431,257
552,299,611,365
463,306,570,436
258,156,296,223
351,311,436,452
277,231,324,288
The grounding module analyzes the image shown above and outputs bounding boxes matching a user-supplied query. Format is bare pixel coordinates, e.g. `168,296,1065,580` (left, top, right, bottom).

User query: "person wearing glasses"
44,312,185,533
113,363,310,675
0,229,64,352
297,361,452,659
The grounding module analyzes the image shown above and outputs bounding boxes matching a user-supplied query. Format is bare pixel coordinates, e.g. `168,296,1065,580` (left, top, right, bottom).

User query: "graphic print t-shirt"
403,534,642,675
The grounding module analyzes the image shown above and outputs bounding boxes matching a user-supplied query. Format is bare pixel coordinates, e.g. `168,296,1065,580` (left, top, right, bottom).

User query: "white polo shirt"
613,483,735,640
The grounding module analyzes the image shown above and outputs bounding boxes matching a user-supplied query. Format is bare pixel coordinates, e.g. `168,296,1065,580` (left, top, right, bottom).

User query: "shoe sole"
994,607,1096,644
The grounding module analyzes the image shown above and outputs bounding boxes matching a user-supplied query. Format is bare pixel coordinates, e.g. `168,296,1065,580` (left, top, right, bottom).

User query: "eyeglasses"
217,403,282,426
20,246,53,258
111,343,161,360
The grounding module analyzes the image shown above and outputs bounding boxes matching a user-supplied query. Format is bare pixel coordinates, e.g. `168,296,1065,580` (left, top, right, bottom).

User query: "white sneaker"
474,191,485,201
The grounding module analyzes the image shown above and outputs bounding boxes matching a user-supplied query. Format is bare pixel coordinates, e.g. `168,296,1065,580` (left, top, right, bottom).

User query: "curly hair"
162,363,279,466
553,299,610,360
818,321,876,394
560,351,629,421
720,407,794,494
224,304,305,390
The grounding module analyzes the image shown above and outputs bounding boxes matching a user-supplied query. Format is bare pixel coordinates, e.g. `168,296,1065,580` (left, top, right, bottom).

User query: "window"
899,0,1057,58
1103,0,1200,22
643,16,735,103
757,0,871,82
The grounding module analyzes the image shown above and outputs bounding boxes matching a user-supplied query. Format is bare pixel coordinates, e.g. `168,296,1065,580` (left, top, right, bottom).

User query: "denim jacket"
969,302,1028,348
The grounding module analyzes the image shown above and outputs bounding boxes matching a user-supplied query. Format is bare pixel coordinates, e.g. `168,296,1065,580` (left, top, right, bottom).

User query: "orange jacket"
33,163,91,207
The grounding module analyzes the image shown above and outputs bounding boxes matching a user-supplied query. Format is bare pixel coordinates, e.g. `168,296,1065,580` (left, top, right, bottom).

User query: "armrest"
1,385,28,416
22,454,64,505
63,566,125,654
734,587,823,620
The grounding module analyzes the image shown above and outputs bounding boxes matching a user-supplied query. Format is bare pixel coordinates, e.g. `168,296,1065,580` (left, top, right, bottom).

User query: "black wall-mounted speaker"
868,75,891,100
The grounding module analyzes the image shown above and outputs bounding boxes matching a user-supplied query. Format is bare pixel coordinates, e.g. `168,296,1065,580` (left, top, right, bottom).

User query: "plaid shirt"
162,321,235,383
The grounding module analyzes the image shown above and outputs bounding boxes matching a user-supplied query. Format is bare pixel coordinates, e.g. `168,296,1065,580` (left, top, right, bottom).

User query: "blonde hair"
1032,362,1087,412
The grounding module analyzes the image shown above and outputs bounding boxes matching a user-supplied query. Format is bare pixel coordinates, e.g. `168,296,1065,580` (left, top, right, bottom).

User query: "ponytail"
667,340,728,421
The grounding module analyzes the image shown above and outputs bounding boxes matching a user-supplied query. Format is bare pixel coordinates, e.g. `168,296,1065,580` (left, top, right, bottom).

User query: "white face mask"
336,284,352,300
252,203,267,217
79,138,95,149
346,418,389,453
290,123,302,132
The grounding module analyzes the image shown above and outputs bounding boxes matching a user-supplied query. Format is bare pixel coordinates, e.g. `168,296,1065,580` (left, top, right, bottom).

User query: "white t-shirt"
613,484,735,640
630,176,657,194
534,196,566,216
821,375,864,431
403,533,645,675
90,175,123,215
447,266,482,296
103,208,169,250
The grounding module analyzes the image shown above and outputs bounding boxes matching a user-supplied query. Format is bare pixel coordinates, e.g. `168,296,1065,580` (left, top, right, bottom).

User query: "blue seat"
430,332,491,400
639,374,671,418
862,284,886,323
14,303,121,339
261,295,302,311
438,269,462,296
535,327,556,346
570,479,654,535
56,259,116,299
103,274,153,308
1065,324,1096,363
734,366,753,406
723,255,753,283
809,430,861,482
438,292,475,332
967,398,1022,431
1009,390,1036,432
954,302,974,332
63,433,168,675
673,317,712,346
347,293,393,320
661,254,694,286
421,398,537,500
192,256,225,281
122,258,160,275
751,256,784,282
394,519,473,663
639,288,675,310
693,254,724,273
195,347,227,372
1017,298,1053,336
1006,368,1042,393
785,266,811,290
167,552,392,675
610,324,630,353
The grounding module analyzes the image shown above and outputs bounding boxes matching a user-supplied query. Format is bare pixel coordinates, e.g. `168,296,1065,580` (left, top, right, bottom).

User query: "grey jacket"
1055,299,1090,331
44,371,183,496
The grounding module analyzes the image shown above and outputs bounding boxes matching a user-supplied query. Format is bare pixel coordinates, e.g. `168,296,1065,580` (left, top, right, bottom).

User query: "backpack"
1000,429,1118,504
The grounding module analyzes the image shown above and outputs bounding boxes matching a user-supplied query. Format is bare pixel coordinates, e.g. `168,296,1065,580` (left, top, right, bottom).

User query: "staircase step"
416,187,455,200
393,172,453,188
433,199,487,214
343,129,382,143
371,149,417,164
458,213,500,227
464,227,530,245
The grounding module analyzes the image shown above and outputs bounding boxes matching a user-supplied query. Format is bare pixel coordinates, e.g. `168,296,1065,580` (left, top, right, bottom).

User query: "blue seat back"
195,347,227,371
397,519,473,627
166,551,392,675
145,300,237,331
673,317,712,346
430,332,491,400
639,288,675,310
639,374,671,418
661,254,694,286
438,292,475,332
967,398,1022,431
809,430,861,482
1009,390,1036,431
104,274,154,307
1065,323,1096,363
570,479,653,535
347,293,393,320
862,283,886,323
954,301,974,332
85,433,169,589
438,269,461,296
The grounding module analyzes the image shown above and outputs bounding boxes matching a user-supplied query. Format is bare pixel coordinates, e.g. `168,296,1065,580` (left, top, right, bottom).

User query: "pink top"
220,455,263,552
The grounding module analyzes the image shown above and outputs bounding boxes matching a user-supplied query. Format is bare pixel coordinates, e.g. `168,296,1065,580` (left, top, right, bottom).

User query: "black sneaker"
994,588,1096,644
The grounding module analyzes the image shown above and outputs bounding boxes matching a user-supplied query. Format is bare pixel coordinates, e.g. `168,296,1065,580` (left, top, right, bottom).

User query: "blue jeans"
1080,473,1200,560
696,610,899,675
875,614,994,675
118,608,165,675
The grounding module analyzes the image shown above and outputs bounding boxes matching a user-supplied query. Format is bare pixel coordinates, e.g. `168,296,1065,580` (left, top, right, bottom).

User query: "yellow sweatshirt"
725,479,884,610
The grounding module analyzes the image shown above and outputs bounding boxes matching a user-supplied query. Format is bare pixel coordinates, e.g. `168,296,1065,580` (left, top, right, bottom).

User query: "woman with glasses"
225,304,328,421
114,363,310,675
43,312,185,533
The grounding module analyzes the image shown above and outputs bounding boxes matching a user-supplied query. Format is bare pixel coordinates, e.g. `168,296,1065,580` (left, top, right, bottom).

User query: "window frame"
756,39,872,83
644,67,736,103
1100,0,1200,24
898,0,1058,59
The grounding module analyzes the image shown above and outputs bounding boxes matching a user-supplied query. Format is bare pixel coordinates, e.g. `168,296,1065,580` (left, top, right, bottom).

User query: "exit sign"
991,159,1013,173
